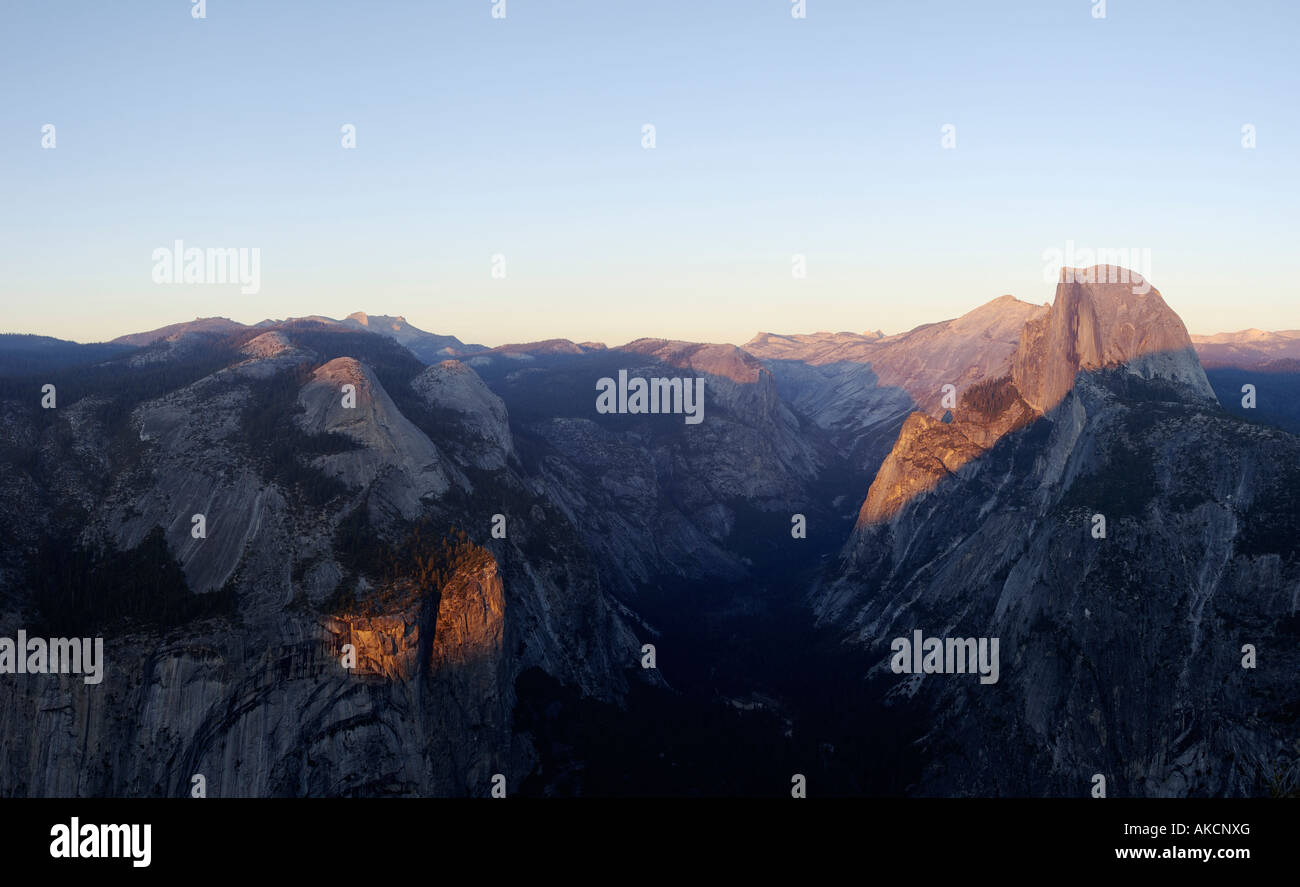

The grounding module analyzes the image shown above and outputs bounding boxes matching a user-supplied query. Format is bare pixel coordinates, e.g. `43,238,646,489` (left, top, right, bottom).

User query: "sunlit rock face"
340,312,485,362
239,330,296,361
743,294,1044,409
326,555,508,681
323,609,424,681
620,338,763,385
743,295,1045,473
854,267,1218,527
856,413,985,526
1012,268,1215,415
316,555,512,792
430,558,506,669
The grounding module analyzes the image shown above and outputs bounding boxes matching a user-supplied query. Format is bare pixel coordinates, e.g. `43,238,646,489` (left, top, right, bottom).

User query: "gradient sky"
2,0,1297,346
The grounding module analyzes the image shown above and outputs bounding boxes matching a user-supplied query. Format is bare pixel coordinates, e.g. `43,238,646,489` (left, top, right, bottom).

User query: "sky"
1,0,1297,347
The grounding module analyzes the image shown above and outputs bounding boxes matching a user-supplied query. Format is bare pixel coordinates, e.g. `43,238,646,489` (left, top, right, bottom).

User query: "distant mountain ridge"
745,293,1047,416
0,334,135,375
1191,328,1300,370
48,303,1300,383
110,313,486,362
110,317,247,347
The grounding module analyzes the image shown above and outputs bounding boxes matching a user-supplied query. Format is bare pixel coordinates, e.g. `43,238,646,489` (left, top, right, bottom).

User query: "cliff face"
0,554,517,797
855,267,1218,526
0,327,640,796
855,414,984,527
298,357,452,522
820,370,1300,795
1013,268,1215,414
410,361,515,471
819,271,1295,795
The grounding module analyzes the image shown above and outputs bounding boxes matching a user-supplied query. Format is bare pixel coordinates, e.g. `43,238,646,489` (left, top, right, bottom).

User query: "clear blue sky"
2,0,1297,346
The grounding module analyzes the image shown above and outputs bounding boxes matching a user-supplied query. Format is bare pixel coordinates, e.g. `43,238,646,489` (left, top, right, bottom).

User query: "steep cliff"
819,271,1295,796
0,324,642,796
856,267,1217,526
1012,267,1214,414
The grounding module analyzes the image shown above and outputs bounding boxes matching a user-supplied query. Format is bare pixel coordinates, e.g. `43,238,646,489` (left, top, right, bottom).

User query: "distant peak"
966,293,1036,314
346,311,369,325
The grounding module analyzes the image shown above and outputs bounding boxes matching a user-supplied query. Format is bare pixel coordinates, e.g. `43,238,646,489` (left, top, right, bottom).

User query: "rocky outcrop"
0,323,644,796
340,312,485,362
1013,267,1215,413
297,358,451,521
744,296,1045,472
107,367,291,595
822,271,1292,795
112,317,248,348
855,267,1217,527
818,369,1300,796
855,413,985,526
410,361,515,470
429,559,506,669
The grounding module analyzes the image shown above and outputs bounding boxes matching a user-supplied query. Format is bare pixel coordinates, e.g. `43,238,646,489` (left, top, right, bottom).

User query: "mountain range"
0,266,1296,797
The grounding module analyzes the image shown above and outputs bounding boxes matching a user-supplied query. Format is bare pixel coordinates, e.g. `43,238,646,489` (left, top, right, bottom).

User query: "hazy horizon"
3,279,1292,350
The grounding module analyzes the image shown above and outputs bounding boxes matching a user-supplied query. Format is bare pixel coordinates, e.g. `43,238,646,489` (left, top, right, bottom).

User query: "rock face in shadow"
0,324,641,797
298,358,451,522
467,336,833,600
821,372,1300,796
410,360,515,471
